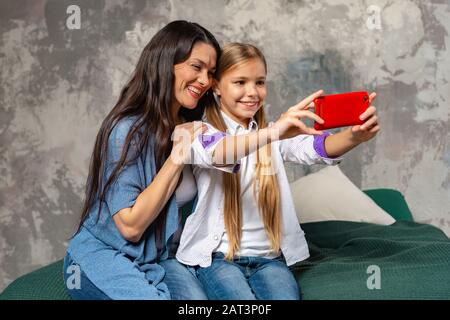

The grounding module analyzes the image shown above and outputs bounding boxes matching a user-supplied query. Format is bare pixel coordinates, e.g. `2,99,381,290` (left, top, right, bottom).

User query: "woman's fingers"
369,92,377,103
192,124,207,140
175,121,207,143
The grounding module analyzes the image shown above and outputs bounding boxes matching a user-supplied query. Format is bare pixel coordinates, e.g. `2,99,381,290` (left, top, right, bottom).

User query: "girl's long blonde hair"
206,43,281,260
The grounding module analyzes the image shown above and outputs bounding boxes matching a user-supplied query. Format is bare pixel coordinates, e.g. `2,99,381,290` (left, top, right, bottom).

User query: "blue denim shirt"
67,117,180,299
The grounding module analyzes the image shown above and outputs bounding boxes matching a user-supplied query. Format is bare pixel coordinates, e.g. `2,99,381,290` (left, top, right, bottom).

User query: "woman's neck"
171,102,182,125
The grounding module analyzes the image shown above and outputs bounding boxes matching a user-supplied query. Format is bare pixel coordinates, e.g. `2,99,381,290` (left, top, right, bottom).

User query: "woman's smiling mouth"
187,85,203,99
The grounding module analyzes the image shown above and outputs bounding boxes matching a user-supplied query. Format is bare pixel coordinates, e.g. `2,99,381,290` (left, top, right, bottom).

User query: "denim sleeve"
104,120,144,216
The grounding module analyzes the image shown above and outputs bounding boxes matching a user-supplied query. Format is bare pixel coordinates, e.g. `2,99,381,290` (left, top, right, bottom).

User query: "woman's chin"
181,103,198,110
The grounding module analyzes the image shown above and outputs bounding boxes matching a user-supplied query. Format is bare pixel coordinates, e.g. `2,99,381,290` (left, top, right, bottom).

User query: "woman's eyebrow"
191,58,216,72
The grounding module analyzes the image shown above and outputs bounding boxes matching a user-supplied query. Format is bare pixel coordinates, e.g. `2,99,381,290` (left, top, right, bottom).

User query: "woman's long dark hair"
75,21,220,235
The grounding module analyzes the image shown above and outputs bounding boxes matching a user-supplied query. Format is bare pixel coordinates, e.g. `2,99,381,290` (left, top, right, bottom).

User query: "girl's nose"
246,84,257,97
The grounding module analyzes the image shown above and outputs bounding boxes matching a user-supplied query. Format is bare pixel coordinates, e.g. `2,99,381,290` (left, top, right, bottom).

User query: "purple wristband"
199,132,226,149
313,132,331,158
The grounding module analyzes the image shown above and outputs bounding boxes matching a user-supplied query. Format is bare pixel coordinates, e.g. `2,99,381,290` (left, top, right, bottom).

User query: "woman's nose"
198,71,210,87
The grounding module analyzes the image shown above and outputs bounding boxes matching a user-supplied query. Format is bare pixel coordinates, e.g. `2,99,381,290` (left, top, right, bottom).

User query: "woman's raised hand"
170,121,207,165
271,90,325,140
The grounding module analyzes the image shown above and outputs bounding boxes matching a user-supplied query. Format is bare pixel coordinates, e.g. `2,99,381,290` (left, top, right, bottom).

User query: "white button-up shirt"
176,112,342,267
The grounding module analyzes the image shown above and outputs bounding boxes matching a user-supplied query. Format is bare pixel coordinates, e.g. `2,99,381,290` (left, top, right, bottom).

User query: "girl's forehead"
222,58,267,77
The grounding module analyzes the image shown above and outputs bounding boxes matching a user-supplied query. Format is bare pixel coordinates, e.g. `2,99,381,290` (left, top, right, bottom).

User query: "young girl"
176,43,380,300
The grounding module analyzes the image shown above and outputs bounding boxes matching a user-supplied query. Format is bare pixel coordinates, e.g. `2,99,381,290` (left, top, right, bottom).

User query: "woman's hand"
350,92,380,143
170,121,207,165
271,90,325,140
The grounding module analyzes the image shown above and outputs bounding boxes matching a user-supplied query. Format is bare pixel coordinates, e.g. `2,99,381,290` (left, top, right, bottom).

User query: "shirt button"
213,235,218,240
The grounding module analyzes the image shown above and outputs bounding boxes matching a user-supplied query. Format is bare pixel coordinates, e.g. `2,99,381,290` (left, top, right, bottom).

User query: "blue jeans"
159,259,207,300
63,254,111,300
63,254,207,300
196,253,300,300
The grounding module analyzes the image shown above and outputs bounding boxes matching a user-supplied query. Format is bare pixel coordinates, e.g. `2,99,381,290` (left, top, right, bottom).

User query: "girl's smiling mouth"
238,100,260,109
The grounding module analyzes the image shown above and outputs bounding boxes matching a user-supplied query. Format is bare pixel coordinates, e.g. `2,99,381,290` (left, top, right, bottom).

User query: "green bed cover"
291,220,450,300
1,220,449,300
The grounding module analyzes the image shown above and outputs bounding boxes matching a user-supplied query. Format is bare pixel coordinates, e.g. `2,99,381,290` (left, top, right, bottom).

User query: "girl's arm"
211,127,275,166
211,90,325,165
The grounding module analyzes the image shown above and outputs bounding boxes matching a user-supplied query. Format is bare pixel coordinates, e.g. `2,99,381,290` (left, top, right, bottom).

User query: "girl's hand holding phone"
271,90,325,140
350,92,380,143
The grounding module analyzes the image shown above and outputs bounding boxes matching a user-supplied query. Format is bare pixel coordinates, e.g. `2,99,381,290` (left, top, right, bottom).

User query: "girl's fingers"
295,90,324,110
360,115,378,130
289,117,308,132
290,110,324,124
369,92,377,103
288,117,323,135
308,128,324,135
360,106,376,121
369,125,380,133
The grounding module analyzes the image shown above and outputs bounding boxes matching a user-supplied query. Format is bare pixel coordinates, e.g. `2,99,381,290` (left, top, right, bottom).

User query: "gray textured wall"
1,0,449,291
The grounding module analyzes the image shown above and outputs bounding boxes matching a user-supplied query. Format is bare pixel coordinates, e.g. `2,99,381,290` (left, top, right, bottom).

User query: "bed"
1,188,449,300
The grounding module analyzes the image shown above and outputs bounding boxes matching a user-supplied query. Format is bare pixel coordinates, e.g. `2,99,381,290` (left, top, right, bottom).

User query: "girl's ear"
212,79,221,97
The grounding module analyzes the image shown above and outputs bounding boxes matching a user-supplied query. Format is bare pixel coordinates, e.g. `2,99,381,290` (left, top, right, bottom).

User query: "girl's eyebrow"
230,76,266,80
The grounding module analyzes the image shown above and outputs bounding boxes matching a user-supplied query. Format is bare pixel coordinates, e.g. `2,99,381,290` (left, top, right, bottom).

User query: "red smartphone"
314,91,370,130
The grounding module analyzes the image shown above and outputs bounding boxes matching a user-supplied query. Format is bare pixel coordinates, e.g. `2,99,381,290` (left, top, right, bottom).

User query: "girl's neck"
220,107,250,129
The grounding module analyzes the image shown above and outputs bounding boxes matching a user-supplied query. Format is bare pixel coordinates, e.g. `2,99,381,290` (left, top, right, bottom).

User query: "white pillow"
290,165,395,225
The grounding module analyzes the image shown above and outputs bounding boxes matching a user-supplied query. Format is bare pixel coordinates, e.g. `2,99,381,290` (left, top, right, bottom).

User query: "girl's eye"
192,64,201,70
234,81,245,85
257,81,265,86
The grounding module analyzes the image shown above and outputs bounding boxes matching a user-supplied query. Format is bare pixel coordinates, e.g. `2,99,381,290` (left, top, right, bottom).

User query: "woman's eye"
234,81,244,85
192,64,201,70
257,81,265,86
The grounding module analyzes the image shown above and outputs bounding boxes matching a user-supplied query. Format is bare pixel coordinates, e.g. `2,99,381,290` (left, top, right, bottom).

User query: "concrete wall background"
1,0,449,291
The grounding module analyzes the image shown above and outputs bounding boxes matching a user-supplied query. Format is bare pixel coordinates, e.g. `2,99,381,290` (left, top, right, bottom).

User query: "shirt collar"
220,110,258,134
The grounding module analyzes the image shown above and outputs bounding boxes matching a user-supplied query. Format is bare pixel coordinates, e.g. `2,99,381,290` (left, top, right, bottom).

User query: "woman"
63,20,220,300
